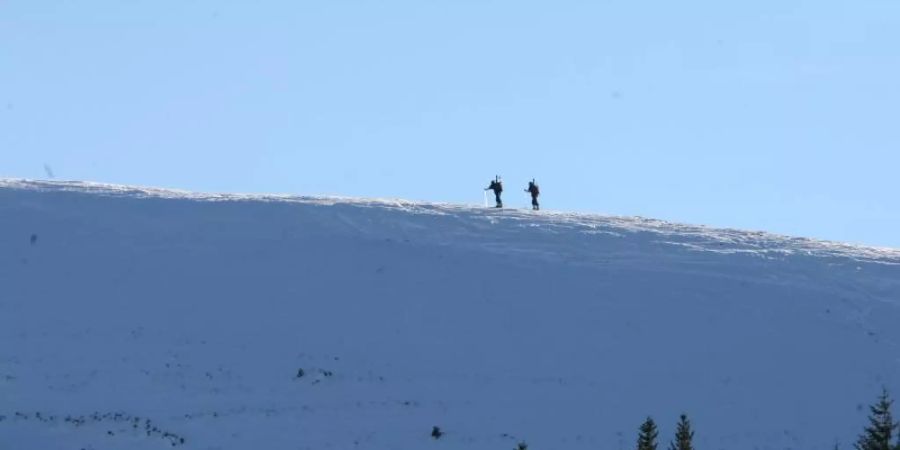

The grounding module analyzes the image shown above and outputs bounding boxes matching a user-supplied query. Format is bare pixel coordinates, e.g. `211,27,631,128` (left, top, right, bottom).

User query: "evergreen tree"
668,414,694,450
855,389,898,450
637,417,659,450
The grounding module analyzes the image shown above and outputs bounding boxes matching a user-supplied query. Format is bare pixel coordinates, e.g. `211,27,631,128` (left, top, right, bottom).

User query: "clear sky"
2,1,898,247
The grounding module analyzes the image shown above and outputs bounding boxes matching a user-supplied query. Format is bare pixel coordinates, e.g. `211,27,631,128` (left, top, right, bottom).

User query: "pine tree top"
669,414,695,450
855,389,898,450
638,417,659,450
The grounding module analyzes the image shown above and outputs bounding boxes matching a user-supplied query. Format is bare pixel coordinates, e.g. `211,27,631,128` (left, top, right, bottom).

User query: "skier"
485,176,503,208
525,179,540,210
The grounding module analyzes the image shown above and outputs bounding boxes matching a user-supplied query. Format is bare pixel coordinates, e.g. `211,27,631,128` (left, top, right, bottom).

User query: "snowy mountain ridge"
3,178,898,265
1,179,899,450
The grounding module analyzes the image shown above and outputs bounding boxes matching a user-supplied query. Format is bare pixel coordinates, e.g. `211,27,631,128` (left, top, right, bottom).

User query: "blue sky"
2,1,898,247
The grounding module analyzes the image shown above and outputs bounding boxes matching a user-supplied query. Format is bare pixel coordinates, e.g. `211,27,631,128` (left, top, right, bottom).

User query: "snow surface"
1,179,899,450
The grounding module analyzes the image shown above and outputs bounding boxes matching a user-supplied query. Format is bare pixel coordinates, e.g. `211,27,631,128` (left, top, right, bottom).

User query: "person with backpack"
485,176,503,208
525,179,540,210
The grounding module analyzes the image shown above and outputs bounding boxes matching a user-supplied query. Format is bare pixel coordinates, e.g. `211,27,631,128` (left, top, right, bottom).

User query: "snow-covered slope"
1,179,898,450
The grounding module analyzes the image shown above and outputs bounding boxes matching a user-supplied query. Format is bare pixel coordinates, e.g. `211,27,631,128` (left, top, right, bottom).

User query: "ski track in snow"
1,178,899,450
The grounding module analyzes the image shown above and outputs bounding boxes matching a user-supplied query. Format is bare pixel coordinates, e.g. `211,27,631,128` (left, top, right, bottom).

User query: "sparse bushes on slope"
463,391,900,450
423,390,896,450
0,410,185,446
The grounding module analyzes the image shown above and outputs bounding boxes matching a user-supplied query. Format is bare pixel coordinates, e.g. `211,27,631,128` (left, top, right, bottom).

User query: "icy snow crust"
1,179,899,450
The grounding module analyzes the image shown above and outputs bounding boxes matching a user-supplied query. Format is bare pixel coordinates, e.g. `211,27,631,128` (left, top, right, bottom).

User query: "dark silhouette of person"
485,176,503,208
525,179,540,210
